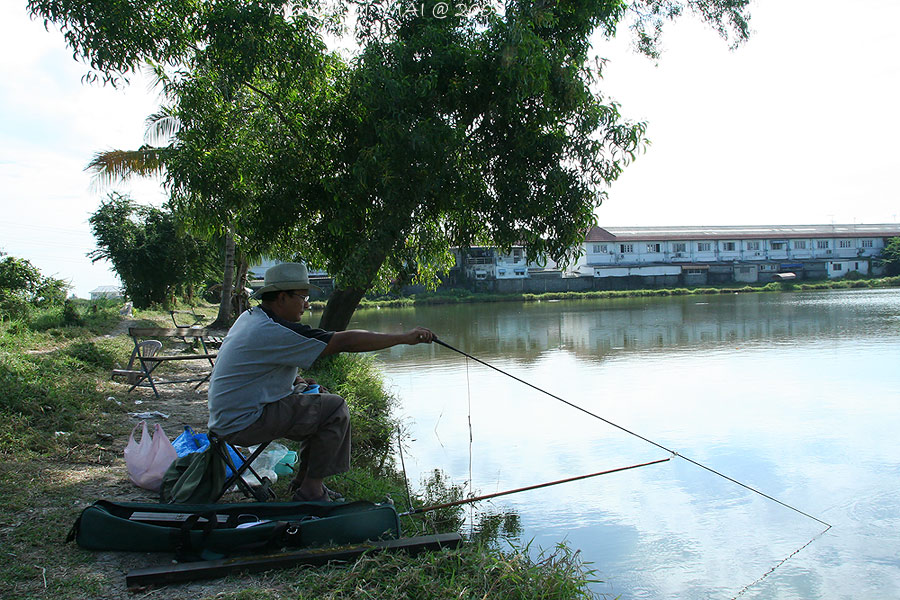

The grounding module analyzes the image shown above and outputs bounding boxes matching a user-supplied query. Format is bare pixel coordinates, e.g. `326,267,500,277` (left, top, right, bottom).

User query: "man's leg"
289,394,350,500
223,393,351,500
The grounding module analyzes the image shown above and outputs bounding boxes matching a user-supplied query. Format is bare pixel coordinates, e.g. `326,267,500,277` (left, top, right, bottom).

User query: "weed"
261,540,602,600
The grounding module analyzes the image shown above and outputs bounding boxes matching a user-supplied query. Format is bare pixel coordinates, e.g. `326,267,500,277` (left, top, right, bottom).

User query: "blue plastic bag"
172,425,243,478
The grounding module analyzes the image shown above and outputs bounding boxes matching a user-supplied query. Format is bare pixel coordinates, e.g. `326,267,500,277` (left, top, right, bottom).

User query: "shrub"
304,353,399,469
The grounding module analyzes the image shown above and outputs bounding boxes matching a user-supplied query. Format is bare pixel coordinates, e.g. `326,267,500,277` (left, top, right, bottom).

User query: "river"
342,288,900,600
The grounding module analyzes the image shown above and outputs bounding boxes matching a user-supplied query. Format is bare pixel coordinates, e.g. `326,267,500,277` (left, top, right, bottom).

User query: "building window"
697,242,711,252
839,240,853,249
498,269,506,276
593,244,607,253
794,240,807,250
685,269,704,275
771,242,786,250
512,248,524,262
746,241,760,251
832,263,842,271
514,268,526,276
854,262,860,270
646,243,661,253
722,242,736,251
861,239,874,248
817,240,829,249
475,272,487,280
620,243,634,253
672,242,686,253
739,267,752,274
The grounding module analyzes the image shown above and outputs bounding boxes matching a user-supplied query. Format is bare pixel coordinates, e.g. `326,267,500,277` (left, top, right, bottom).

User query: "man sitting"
207,262,434,501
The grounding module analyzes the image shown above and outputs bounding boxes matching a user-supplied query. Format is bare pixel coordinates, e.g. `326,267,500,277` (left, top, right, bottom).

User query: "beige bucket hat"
250,262,322,299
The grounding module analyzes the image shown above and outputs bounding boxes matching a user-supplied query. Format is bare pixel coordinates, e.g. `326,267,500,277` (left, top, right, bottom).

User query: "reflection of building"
366,291,881,368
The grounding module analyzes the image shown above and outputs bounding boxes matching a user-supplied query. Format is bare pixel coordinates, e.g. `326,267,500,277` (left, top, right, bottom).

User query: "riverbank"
316,275,900,310
0,303,599,599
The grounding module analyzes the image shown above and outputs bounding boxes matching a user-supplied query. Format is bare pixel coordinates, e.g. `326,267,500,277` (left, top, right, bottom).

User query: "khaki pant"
223,393,350,480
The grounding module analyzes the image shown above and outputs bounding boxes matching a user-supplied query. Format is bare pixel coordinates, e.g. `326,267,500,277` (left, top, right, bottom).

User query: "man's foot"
291,483,344,502
292,486,331,502
322,484,344,501
289,480,344,501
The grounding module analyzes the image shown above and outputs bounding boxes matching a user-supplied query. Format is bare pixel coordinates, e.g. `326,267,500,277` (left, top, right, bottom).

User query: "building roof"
90,286,123,293
585,224,900,242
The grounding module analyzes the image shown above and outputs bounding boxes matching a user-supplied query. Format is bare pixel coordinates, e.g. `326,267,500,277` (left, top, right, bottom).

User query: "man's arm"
320,327,434,357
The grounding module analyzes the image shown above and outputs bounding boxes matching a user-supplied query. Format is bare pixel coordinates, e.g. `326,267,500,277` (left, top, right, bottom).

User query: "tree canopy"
88,193,219,308
30,0,753,329
880,237,900,276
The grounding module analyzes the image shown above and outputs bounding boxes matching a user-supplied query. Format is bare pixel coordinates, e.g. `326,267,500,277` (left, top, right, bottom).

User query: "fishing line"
465,355,475,534
431,337,831,596
432,337,831,529
730,526,832,599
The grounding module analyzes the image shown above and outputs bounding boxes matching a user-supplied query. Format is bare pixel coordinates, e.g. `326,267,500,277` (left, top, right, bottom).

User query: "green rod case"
68,499,400,557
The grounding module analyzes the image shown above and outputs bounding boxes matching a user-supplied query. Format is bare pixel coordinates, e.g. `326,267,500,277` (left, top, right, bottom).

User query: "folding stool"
208,433,277,503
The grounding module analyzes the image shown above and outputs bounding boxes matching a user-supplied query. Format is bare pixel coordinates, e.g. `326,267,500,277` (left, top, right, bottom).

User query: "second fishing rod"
430,336,831,530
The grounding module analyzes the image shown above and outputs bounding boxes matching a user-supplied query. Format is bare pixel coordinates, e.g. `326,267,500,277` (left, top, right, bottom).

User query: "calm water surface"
342,289,900,599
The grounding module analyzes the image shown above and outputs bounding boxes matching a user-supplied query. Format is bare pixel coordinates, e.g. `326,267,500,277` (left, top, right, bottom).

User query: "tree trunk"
231,258,250,316
317,245,390,332
210,229,235,329
317,287,367,332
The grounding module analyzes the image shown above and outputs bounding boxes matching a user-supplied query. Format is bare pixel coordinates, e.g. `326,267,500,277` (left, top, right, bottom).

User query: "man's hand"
405,327,435,345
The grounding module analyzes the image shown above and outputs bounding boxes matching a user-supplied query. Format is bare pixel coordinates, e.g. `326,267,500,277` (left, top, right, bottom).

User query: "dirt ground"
52,326,297,599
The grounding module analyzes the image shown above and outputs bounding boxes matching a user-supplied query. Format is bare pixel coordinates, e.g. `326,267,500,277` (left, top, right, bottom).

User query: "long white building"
257,224,900,294
575,224,900,284
454,223,900,290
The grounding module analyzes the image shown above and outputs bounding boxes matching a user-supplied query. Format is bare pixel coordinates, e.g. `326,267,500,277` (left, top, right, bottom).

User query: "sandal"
291,487,331,502
291,484,344,503
289,481,344,501
323,484,344,501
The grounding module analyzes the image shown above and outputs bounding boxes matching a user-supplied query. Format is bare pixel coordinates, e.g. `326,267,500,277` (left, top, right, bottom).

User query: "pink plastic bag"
125,421,178,491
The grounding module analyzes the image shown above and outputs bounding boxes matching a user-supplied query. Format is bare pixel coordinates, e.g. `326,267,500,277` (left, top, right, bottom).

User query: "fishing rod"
401,457,670,517
432,337,831,530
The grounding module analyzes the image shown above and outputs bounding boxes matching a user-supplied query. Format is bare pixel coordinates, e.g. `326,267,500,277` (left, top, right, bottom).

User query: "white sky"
1,0,898,297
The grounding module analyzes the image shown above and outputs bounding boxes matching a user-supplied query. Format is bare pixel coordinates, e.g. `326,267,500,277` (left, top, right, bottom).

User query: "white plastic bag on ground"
124,421,178,491
242,442,290,486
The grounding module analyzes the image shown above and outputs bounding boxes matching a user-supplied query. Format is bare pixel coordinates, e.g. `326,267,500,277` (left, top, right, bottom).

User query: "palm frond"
86,146,169,187
145,108,181,145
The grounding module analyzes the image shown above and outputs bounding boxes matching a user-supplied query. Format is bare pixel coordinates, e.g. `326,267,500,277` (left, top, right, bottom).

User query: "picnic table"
169,310,224,347
112,327,223,398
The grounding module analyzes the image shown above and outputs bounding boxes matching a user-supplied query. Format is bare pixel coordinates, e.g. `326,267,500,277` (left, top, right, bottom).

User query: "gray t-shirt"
207,307,334,436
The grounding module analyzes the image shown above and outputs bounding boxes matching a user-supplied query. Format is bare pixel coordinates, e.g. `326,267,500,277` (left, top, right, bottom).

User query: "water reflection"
336,289,900,599
349,289,900,367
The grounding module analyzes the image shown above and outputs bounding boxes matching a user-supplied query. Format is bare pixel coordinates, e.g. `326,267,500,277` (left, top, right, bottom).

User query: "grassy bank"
0,303,600,599
317,275,900,310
